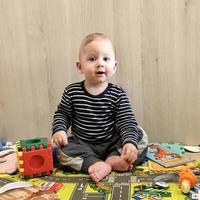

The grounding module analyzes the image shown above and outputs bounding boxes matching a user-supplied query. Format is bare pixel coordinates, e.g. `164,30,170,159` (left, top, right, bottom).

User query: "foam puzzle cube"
16,137,53,179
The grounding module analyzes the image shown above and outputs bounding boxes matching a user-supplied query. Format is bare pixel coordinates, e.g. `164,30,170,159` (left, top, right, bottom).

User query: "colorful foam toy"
16,137,53,179
179,166,197,194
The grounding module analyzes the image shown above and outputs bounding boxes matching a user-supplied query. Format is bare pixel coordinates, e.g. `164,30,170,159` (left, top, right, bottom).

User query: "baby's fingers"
53,136,63,147
124,150,137,163
62,136,68,146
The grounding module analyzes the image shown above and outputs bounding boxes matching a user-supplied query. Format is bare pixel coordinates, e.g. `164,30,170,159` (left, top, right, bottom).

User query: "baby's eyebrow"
87,52,97,56
86,52,95,56
103,52,113,56
86,51,113,58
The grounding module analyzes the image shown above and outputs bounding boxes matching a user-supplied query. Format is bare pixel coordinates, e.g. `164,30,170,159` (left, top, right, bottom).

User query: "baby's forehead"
79,37,115,59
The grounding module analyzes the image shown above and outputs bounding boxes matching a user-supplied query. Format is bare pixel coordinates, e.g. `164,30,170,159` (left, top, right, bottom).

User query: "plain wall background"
0,0,200,144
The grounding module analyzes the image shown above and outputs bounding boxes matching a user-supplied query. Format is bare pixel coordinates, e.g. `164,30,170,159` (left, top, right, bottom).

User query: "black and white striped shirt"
52,81,141,148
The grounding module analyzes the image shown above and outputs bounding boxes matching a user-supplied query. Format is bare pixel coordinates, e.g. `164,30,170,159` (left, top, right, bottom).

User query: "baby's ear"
76,61,83,73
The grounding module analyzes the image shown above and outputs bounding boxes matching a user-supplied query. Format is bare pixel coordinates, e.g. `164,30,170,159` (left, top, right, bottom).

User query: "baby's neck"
84,81,108,96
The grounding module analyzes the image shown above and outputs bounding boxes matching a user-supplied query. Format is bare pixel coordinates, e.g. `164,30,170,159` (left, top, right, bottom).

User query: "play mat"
0,143,200,200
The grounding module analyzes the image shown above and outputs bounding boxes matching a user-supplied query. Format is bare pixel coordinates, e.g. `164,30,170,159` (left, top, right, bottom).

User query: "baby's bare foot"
88,161,111,183
106,155,132,171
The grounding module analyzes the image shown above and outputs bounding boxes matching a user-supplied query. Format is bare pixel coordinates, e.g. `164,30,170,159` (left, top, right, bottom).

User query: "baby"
52,33,148,182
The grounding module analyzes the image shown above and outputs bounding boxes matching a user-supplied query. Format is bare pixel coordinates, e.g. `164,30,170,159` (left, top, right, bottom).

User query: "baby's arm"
121,143,138,163
52,130,68,148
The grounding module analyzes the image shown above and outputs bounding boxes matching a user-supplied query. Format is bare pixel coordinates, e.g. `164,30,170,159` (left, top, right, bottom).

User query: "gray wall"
0,0,200,144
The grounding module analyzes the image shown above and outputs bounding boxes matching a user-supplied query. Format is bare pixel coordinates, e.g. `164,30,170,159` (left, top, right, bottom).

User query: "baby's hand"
52,130,68,148
122,143,138,164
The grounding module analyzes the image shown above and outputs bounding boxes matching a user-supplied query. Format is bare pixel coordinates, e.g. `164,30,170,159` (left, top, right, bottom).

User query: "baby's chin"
95,78,108,84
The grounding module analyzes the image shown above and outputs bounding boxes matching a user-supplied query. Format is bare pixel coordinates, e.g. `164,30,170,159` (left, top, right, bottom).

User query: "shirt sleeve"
115,90,140,148
52,87,72,135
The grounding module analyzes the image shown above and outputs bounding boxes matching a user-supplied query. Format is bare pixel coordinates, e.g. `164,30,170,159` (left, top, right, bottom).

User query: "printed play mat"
0,166,199,200
0,143,200,200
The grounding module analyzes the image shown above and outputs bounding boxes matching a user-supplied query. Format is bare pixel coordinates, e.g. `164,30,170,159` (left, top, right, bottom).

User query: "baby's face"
77,38,117,86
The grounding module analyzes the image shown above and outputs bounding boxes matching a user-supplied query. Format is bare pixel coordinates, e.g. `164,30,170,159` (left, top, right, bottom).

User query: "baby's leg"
106,155,132,171
88,161,111,183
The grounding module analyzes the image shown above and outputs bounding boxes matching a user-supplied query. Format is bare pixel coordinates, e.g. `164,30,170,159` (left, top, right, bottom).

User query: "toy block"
16,137,53,179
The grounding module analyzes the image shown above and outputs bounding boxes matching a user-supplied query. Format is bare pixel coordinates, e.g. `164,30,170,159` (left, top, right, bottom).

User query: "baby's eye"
104,57,111,62
88,57,96,61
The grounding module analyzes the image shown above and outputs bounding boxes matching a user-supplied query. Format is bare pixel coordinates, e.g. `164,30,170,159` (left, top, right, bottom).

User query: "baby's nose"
97,58,104,67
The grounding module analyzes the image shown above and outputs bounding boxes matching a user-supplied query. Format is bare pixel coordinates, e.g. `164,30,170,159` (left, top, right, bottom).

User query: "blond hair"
79,33,114,59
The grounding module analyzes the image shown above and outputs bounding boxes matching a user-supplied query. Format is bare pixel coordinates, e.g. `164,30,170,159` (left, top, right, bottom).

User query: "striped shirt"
52,81,142,148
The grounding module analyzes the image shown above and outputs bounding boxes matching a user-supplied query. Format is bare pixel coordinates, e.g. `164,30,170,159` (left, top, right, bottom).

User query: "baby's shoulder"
64,82,82,91
109,83,126,94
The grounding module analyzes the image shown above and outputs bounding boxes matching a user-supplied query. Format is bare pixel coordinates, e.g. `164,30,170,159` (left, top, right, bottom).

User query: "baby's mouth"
96,71,105,75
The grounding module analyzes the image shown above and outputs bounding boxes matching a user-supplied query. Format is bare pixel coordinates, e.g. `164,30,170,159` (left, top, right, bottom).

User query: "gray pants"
56,126,148,173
